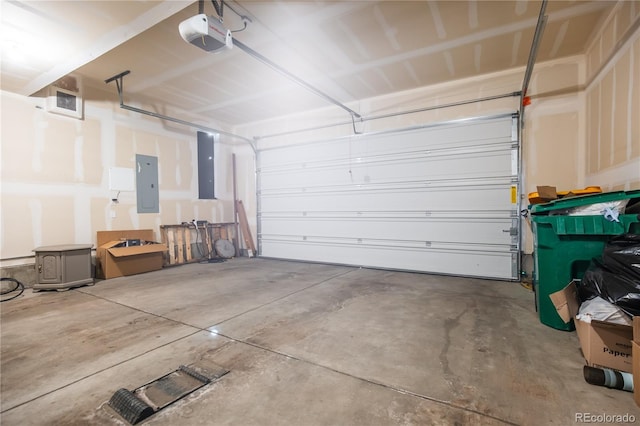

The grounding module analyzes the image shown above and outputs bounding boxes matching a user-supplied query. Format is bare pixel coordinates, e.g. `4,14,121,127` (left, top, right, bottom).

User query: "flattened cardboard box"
550,280,633,373
633,316,640,407
96,230,167,279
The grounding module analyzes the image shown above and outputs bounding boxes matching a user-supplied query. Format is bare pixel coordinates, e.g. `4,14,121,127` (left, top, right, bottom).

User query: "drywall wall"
584,2,640,191
0,84,236,267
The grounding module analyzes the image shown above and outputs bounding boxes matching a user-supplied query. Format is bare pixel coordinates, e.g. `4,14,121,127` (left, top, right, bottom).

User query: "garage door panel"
260,150,513,189
260,185,515,212
260,140,513,172
260,239,514,279
260,139,513,173
260,217,514,245
351,130,513,160
259,120,514,169
257,114,520,280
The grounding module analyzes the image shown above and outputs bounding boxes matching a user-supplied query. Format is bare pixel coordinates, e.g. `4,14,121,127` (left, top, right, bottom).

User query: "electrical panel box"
136,154,159,213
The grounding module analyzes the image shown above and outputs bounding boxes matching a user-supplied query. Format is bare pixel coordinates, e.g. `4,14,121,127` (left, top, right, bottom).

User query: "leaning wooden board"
236,201,256,256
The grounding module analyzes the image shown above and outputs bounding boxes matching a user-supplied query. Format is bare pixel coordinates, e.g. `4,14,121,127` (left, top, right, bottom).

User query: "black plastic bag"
577,233,640,317
602,233,640,278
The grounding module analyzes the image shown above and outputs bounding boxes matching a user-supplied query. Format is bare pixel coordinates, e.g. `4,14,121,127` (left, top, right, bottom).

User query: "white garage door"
257,113,521,280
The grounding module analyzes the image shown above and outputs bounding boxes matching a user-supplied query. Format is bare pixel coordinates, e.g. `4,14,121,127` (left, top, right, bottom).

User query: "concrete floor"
1,258,637,425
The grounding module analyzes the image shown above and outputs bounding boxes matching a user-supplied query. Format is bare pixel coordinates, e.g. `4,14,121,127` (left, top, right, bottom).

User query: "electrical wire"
193,222,209,260
1,277,25,302
230,21,248,33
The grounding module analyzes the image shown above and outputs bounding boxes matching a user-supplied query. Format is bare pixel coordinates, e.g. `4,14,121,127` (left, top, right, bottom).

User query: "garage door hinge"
502,228,517,236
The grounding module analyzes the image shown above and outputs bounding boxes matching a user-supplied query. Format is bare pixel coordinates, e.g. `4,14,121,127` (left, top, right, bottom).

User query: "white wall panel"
257,114,520,280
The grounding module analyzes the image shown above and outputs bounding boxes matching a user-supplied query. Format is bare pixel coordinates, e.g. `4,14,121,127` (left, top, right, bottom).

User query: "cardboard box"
96,230,167,279
536,185,558,201
633,316,640,407
550,280,633,373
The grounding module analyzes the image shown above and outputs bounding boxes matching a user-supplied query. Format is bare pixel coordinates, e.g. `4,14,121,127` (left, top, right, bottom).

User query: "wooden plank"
220,226,228,240
228,223,236,241
176,228,185,264
160,227,169,266
192,226,204,259
160,227,169,246
167,229,177,265
205,226,214,258
184,227,192,261
212,225,221,242
236,200,256,256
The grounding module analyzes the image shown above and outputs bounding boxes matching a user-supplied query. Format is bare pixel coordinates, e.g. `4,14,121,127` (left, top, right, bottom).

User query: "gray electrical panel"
136,154,159,213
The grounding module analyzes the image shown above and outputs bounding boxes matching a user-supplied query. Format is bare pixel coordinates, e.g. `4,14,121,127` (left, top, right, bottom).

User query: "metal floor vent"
108,364,229,424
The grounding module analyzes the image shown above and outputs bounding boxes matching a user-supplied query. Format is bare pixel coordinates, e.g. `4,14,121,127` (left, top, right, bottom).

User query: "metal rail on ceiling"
104,70,256,151
233,39,362,121
257,111,520,152
255,91,522,141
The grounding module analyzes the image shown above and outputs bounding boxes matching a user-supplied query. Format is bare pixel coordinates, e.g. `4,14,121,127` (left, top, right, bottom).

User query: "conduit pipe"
256,91,521,141
105,70,255,151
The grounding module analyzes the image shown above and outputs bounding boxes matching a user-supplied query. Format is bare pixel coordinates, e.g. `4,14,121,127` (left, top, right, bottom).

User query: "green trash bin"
530,190,640,330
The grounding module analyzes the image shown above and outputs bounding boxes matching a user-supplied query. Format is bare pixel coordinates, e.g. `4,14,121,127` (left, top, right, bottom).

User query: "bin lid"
530,189,640,214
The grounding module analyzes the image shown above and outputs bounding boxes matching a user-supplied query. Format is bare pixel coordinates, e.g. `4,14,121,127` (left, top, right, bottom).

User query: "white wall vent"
46,75,83,119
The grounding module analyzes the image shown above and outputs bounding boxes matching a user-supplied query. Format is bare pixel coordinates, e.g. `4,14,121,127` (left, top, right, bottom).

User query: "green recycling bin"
530,190,640,330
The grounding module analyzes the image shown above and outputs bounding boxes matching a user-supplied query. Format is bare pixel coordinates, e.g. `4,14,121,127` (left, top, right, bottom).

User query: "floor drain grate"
108,364,229,424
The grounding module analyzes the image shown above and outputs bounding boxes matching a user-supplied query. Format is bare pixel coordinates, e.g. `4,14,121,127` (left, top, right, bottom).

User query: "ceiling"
1,1,614,128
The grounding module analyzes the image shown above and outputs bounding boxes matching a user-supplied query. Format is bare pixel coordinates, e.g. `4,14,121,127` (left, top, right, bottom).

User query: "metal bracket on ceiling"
104,70,130,105
211,0,224,20
197,0,225,21
351,113,363,135
104,70,255,150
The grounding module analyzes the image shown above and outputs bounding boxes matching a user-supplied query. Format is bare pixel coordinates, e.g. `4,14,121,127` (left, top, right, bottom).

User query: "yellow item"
528,186,602,205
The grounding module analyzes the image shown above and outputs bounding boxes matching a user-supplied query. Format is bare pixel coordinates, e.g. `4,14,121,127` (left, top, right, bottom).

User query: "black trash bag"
602,233,640,279
577,233,640,317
